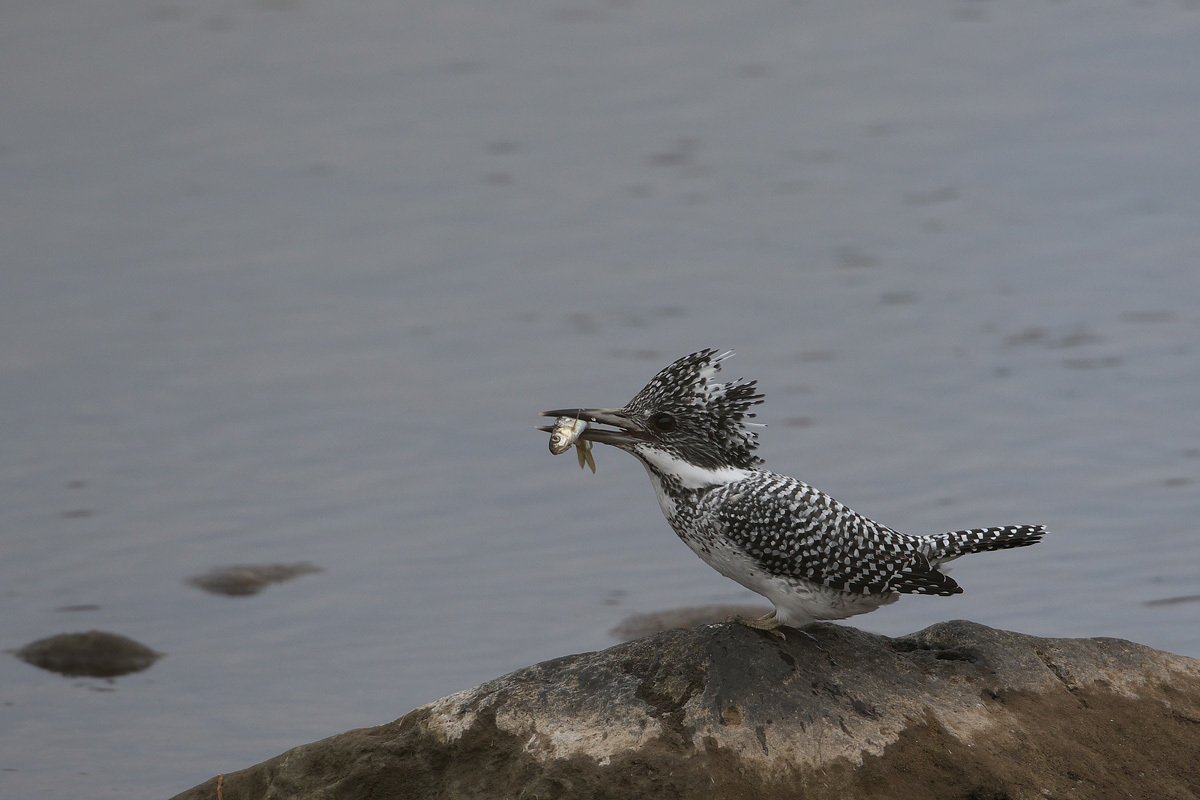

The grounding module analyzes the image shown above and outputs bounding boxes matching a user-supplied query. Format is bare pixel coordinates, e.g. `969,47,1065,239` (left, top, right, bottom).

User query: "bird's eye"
650,413,676,432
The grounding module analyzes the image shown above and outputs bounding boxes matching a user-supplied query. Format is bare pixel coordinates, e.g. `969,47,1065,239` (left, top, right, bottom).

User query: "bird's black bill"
538,408,647,445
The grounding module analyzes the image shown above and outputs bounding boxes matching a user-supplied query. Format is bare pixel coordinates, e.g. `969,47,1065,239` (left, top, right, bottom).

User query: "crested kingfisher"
540,349,1045,635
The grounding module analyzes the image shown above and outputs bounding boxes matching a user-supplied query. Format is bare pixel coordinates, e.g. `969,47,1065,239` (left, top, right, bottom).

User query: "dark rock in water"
170,621,1200,800
1144,593,1200,607
187,562,322,596
609,603,772,640
54,603,101,612
13,630,162,678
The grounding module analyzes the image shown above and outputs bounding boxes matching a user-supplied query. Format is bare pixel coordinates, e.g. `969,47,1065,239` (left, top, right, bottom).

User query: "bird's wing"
702,474,961,596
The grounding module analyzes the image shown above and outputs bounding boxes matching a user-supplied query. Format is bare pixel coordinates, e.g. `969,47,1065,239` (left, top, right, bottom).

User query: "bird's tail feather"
925,524,1046,560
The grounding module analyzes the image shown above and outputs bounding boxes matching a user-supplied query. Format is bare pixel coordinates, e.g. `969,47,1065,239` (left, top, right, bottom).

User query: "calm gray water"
3,1,1199,796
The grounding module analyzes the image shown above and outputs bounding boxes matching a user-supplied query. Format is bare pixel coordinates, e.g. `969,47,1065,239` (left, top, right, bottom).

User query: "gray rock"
187,562,323,597
172,620,1200,800
13,630,162,678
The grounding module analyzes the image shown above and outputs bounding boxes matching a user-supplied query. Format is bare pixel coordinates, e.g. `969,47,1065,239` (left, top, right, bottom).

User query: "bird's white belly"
754,573,897,627
675,526,896,627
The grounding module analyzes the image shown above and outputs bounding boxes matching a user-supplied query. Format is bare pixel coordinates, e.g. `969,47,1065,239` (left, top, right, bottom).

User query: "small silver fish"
548,415,596,473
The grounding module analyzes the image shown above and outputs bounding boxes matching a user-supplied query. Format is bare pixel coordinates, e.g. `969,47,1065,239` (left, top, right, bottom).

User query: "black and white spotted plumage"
541,349,1046,628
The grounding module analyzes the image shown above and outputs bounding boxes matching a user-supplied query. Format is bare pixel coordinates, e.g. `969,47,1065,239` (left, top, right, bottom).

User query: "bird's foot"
729,612,829,651
729,610,788,640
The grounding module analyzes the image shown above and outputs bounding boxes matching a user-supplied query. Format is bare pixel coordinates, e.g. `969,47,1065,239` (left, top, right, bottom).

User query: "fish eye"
650,413,676,432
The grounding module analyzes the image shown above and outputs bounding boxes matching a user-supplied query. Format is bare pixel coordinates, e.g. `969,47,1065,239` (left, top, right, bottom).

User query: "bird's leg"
730,610,787,640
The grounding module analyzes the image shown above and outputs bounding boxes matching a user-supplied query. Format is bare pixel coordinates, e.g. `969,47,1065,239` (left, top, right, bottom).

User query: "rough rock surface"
172,620,1200,800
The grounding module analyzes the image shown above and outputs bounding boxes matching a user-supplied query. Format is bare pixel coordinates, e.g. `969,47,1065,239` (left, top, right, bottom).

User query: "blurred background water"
2,0,1199,796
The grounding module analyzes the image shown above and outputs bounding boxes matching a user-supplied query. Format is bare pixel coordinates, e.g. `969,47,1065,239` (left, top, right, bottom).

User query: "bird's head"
540,349,765,471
